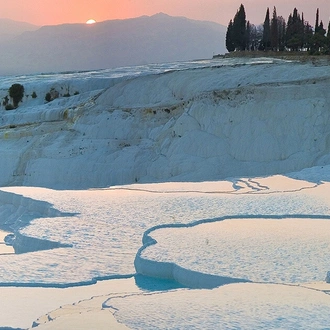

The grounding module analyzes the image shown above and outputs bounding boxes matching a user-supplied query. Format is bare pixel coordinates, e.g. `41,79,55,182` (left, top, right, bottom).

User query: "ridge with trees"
225,4,330,54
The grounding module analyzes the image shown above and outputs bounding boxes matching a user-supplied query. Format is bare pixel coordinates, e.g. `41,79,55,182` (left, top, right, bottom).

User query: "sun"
86,19,96,25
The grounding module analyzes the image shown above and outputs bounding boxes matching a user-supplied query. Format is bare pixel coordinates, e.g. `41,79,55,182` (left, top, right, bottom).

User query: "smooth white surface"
138,218,330,285
0,278,138,329
0,173,329,286
105,283,330,329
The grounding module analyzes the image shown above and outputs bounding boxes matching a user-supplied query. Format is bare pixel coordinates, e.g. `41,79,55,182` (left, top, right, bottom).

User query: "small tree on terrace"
9,83,24,108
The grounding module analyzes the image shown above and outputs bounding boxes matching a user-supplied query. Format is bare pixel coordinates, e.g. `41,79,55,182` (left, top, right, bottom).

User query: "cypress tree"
301,13,305,49
277,16,286,51
226,4,247,51
315,8,320,33
286,13,293,46
226,20,235,52
312,18,327,52
239,4,247,50
270,6,279,51
232,4,247,51
304,22,314,51
319,21,326,36
262,8,271,50
225,4,327,54
285,8,303,51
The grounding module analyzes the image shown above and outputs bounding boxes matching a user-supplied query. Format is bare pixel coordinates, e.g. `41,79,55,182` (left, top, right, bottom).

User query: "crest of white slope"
0,58,330,188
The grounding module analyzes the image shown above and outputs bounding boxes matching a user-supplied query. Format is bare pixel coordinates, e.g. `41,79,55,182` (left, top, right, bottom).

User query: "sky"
0,0,329,27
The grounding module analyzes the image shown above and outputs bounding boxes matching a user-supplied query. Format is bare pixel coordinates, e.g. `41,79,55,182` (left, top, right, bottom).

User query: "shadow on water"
134,274,186,292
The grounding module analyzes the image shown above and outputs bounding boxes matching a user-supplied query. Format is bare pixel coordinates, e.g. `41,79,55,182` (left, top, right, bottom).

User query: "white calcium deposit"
1,58,330,329
1,59,330,189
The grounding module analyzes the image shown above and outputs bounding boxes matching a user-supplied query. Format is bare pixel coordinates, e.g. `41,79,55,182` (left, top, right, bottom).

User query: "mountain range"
0,18,39,42
0,14,226,75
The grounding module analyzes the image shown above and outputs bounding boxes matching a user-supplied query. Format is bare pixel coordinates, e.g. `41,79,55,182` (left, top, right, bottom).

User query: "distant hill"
0,18,39,42
0,13,226,75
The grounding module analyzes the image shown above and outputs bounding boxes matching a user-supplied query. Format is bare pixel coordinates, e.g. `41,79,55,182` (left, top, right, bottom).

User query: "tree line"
226,4,330,54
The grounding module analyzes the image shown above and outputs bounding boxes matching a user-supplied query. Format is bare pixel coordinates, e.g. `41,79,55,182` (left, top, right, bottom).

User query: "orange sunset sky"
1,0,329,27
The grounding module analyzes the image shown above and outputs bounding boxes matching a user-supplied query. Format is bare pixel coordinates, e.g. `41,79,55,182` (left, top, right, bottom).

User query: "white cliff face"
1,59,330,189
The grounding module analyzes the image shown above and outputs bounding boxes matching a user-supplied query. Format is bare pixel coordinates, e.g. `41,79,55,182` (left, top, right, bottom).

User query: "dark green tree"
226,20,235,52
311,14,327,53
277,16,286,51
225,5,329,54
226,4,247,51
9,83,24,108
233,4,247,50
309,8,327,52
262,8,271,50
270,7,279,50
319,21,327,36
285,8,303,51
300,12,305,49
304,22,314,51
315,8,320,33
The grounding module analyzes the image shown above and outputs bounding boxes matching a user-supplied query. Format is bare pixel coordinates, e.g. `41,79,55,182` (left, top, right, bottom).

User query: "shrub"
45,92,52,102
45,88,59,103
31,91,37,98
63,92,70,97
9,83,24,108
5,104,15,110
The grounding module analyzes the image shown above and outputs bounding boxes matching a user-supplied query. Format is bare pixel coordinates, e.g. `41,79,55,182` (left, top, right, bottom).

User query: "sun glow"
86,19,96,24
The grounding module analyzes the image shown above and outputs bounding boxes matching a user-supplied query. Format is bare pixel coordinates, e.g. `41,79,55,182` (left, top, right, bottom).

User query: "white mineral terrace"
1,58,330,329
